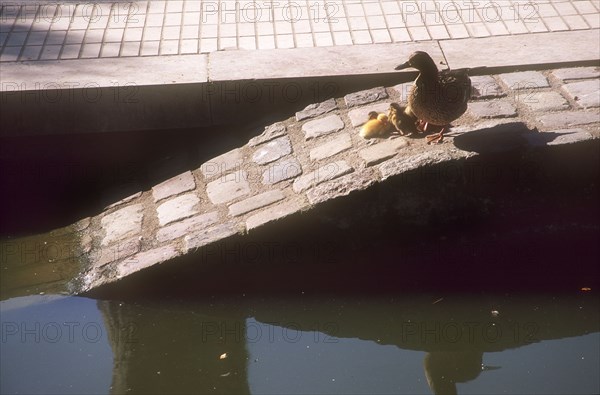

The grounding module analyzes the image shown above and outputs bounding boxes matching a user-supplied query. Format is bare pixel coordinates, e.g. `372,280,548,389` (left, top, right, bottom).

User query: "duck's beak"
395,61,411,71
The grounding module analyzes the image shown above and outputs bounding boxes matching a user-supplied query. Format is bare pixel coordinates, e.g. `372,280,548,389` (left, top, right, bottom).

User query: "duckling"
388,102,418,136
395,51,472,144
360,113,390,139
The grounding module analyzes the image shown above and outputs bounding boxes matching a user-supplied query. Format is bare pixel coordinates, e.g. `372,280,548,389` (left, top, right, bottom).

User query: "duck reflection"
424,351,499,395
97,293,598,395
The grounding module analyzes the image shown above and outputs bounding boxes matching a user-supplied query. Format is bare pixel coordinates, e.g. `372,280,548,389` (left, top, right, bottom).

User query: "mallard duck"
388,102,418,136
395,51,471,144
360,112,390,139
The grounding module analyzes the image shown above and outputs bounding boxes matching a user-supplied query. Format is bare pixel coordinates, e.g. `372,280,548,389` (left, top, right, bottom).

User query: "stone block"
117,244,180,279
306,170,377,205
206,170,251,204
498,71,549,90
262,158,303,185
309,133,353,161
152,171,196,202
252,136,293,165
184,222,240,251
523,128,595,147
246,200,307,230
469,99,517,119
228,190,286,217
90,236,141,268
551,67,600,82
101,204,144,246
379,149,474,180
518,91,569,112
292,160,354,193
156,193,200,226
302,114,345,140
562,80,600,109
359,138,409,166
248,123,287,147
156,211,220,242
295,98,338,121
470,75,504,99
344,87,388,107
538,111,600,129
105,192,142,210
200,148,243,179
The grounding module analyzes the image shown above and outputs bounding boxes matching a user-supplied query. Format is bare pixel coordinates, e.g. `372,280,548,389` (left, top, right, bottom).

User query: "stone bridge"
71,66,599,294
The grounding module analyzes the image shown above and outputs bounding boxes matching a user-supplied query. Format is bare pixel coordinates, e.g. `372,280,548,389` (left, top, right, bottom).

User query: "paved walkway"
1,0,599,62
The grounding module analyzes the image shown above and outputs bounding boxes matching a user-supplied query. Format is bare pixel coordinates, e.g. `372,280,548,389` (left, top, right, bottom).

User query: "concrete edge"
1,30,599,136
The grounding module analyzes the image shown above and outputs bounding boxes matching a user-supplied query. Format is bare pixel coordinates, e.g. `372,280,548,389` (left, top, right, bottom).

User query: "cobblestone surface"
206,170,251,204
100,204,144,246
302,115,345,140
248,123,287,147
228,190,286,217
469,99,518,118
359,138,410,166
295,99,338,121
252,136,293,165
471,76,504,99
200,149,243,179
156,193,200,226
152,171,196,202
538,111,600,129
551,67,600,82
246,200,307,230
562,80,600,108
498,71,550,90
309,134,352,161
156,211,220,242
262,158,303,185
293,161,354,193
520,91,569,112
345,87,388,108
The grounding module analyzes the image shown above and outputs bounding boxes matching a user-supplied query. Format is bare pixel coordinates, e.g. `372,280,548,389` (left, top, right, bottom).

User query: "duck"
388,102,418,136
395,51,472,144
360,112,391,139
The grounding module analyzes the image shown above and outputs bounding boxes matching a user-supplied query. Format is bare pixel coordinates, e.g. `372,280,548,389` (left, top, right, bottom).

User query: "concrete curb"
2,30,599,136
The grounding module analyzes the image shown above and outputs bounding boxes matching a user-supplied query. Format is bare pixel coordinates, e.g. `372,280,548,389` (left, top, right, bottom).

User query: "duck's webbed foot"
426,126,448,144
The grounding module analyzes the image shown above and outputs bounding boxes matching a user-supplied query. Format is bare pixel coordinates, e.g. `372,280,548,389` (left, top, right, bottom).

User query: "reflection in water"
1,293,598,394
424,351,487,395
90,293,600,394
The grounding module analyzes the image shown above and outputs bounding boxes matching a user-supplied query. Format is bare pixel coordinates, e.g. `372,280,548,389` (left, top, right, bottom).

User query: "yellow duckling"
360,112,390,139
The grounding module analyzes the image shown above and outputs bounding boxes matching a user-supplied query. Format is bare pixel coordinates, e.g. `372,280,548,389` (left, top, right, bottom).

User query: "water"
1,292,598,395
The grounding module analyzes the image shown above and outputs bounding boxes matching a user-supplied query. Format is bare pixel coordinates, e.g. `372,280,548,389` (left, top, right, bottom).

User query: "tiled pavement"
1,0,599,62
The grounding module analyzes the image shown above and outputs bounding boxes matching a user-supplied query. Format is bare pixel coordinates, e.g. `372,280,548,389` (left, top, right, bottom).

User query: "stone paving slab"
2,0,597,63
562,80,600,108
441,30,600,69
152,171,196,203
100,203,143,246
